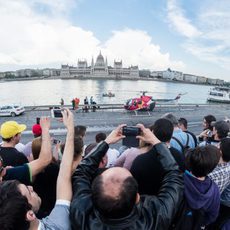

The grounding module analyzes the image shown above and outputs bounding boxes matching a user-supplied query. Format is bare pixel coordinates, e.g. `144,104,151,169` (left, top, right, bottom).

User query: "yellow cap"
0,121,27,139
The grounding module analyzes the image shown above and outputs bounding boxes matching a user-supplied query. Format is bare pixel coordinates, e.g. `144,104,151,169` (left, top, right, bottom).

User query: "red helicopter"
124,91,185,111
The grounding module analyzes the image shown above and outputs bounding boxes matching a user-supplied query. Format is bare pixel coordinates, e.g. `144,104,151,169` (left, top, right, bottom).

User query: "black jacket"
70,142,184,230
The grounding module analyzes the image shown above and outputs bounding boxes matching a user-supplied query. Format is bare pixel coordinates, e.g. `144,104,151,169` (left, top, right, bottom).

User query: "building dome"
95,51,105,67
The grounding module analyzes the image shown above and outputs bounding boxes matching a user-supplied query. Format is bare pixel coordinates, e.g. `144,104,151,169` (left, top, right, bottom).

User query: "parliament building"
60,52,139,79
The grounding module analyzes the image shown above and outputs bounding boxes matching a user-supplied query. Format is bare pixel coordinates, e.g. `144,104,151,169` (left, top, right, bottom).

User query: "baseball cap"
32,124,42,136
0,121,27,139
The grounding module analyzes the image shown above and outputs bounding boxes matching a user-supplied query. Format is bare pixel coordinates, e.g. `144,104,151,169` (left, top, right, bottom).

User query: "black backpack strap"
185,133,189,147
172,136,185,152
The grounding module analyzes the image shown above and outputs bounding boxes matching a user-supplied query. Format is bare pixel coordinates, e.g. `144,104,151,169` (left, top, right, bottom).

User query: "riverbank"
0,75,218,87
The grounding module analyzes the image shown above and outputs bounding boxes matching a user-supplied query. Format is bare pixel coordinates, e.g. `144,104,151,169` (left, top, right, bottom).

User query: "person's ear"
26,210,36,222
135,193,140,204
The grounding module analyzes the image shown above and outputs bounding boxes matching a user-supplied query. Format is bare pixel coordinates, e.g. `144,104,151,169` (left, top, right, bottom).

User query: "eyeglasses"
0,156,4,174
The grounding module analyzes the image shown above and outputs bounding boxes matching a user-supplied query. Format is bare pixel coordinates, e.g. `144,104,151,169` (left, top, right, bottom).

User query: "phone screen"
36,117,40,124
51,109,63,118
53,139,61,144
122,126,140,147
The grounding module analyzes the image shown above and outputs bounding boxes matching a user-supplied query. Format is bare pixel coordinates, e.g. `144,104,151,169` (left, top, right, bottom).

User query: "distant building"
197,76,207,84
150,71,163,78
43,68,59,77
139,69,150,78
183,73,197,83
216,79,224,85
207,78,218,85
60,51,139,79
162,68,183,81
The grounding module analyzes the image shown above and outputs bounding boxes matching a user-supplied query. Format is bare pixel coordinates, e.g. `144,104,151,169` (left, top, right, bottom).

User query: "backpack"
170,198,206,230
185,130,198,147
172,133,190,154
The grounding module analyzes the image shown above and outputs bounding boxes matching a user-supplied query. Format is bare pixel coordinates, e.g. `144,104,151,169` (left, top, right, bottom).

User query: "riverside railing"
24,103,227,112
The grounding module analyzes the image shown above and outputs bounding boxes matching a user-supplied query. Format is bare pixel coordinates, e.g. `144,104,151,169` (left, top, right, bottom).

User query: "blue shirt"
170,129,196,153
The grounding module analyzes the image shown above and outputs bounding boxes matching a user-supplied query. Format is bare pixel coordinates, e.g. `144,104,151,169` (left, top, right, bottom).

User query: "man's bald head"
92,167,138,219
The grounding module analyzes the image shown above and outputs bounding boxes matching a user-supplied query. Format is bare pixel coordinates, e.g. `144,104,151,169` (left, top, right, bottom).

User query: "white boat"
207,86,230,103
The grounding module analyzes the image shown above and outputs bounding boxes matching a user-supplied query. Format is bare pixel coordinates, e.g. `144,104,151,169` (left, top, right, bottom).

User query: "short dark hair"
150,118,173,142
92,175,138,219
0,180,31,230
214,121,229,139
178,117,188,129
161,113,178,126
95,132,106,143
61,136,83,158
2,137,13,142
220,138,230,162
74,125,87,138
204,115,216,130
185,145,220,177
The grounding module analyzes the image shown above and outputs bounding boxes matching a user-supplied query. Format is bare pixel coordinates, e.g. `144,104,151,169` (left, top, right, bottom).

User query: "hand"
136,124,160,146
199,129,209,138
0,166,12,182
105,124,126,145
40,117,51,131
62,108,74,130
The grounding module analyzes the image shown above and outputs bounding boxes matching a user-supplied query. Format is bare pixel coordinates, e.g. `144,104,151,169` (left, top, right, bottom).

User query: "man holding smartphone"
70,124,183,230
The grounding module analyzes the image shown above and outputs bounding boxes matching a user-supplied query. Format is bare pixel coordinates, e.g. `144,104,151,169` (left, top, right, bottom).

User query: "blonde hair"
32,137,42,160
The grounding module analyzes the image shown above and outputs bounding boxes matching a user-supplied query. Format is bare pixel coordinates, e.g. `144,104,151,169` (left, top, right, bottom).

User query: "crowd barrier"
24,103,227,112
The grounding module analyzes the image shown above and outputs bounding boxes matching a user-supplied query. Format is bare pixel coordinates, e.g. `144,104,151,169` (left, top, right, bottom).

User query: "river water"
0,78,212,106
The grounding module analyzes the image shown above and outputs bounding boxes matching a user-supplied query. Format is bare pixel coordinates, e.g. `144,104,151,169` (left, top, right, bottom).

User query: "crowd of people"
0,110,230,229
69,96,98,112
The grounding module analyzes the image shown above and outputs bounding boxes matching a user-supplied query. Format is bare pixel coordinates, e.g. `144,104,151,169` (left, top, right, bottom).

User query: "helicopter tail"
174,92,187,100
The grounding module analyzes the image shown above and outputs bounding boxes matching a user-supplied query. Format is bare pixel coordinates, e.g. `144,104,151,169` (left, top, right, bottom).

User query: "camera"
207,130,213,137
53,139,61,144
122,126,141,147
36,117,40,125
122,126,141,136
51,109,63,118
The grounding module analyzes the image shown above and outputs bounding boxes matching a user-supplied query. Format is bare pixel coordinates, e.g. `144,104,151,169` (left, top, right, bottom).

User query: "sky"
0,0,229,81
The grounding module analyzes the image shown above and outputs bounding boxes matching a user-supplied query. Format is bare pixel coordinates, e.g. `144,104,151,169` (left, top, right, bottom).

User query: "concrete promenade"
0,104,229,147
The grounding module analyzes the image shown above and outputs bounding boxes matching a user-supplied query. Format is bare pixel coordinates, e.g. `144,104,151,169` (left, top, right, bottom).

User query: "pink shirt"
114,148,142,170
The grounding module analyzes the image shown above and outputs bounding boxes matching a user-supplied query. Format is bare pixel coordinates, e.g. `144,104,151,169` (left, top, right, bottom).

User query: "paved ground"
0,104,229,148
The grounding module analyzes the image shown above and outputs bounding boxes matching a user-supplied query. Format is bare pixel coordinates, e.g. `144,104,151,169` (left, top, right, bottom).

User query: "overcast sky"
0,0,229,81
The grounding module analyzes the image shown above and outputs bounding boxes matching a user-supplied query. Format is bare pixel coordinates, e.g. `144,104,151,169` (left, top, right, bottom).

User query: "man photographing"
70,124,183,229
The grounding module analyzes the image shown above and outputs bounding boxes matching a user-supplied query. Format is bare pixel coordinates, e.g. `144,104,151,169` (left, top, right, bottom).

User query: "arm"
28,117,52,180
40,111,75,230
70,125,125,221
56,108,76,201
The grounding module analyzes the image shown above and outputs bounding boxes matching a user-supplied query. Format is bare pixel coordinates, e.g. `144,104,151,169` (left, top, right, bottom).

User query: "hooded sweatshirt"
184,171,220,225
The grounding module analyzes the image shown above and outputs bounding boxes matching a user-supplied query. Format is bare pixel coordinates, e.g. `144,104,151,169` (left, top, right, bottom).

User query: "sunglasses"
0,156,4,174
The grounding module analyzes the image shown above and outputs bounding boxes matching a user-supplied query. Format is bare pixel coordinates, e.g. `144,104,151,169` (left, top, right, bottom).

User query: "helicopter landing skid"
132,110,151,116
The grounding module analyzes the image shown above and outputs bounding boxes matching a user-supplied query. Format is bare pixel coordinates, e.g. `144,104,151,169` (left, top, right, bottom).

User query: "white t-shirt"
106,148,120,168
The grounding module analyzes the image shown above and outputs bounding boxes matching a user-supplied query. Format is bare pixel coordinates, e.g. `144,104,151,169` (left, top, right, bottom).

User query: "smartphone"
207,130,213,137
36,117,40,125
51,109,63,118
122,126,141,147
53,139,61,144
